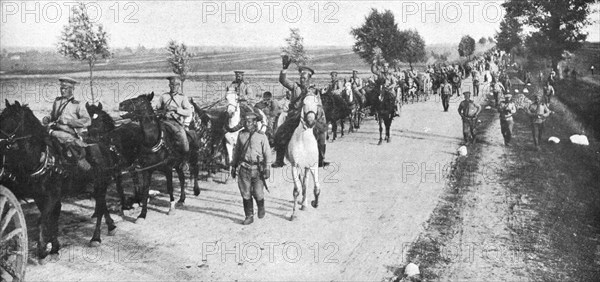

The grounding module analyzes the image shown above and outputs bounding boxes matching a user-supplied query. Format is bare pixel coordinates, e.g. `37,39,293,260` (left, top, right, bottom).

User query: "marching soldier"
231,112,272,225
543,80,555,105
155,76,193,156
272,55,329,168
457,91,482,144
228,71,254,101
527,94,551,150
498,93,517,146
43,77,92,171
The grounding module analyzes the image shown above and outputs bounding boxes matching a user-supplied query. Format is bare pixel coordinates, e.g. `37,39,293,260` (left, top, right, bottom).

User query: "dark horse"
118,93,200,222
85,102,143,211
364,86,396,145
321,89,352,141
0,100,116,262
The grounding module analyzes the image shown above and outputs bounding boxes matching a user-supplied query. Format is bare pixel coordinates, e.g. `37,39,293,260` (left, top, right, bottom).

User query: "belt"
240,161,260,169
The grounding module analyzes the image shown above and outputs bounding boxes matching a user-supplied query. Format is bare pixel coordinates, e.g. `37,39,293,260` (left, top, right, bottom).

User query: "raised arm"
279,69,295,91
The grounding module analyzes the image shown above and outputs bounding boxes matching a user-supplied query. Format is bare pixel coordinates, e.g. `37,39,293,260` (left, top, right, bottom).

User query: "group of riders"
38,47,517,175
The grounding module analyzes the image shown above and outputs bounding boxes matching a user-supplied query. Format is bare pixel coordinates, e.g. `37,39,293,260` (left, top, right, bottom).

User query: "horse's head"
301,94,319,129
0,99,45,156
225,90,239,118
119,92,154,119
86,102,115,137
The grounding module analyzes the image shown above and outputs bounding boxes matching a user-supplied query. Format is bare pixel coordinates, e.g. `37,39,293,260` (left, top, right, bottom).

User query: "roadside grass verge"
501,93,600,281
400,95,497,281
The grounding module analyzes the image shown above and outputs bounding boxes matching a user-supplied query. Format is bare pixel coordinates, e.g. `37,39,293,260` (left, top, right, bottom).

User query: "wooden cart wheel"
0,185,28,282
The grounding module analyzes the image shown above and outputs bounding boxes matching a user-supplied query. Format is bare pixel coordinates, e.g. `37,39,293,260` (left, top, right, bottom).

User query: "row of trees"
495,0,595,70
57,3,195,101
351,9,426,69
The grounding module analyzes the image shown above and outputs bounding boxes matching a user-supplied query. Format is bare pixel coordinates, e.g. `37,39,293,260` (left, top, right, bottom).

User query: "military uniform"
228,71,254,101
543,84,555,105
156,77,193,154
440,81,452,112
231,112,272,225
272,67,328,167
371,64,399,115
528,97,551,149
326,71,343,95
45,77,92,170
457,92,481,144
498,95,517,145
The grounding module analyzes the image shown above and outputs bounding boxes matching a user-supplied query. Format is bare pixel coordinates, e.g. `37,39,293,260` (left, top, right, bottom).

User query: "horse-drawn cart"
0,185,28,282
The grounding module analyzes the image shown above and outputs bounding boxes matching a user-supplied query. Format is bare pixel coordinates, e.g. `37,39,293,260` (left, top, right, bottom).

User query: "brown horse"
118,93,200,222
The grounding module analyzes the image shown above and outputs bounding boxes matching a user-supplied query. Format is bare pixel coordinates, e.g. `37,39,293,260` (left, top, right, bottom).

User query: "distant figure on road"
472,70,480,97
491,80,505,107
440,78,452,112
591,65,595,75
548,70,556,86
543,80,555,105
527,94,551,150
498,93,517,146
457,91,481,144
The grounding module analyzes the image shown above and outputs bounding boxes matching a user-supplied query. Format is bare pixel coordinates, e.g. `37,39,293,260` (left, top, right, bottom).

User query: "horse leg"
340,119,345,137
34,196,52,262
165,167,176,215
332,122,337,141
298,168,308,210
114,174,130,212
191,153,201,196
378,117,384,145
136,172,151,223
48,200,61,258
310,166,320,208
386,116,392,143
290,165,301,221
90,179,110,247
130,171,142,204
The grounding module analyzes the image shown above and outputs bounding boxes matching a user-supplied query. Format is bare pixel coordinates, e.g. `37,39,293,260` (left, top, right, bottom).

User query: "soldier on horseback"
271,55,329,168
371,60,400,117
327,71,343,96
42,77,92,171
155,76,193,156
229,71,254,101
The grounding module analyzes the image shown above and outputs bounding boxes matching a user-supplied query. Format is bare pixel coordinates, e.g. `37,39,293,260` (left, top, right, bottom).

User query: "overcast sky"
1,1,599,48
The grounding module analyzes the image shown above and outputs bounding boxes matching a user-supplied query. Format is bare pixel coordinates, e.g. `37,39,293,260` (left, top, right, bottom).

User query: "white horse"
224,90,268,171
286,94,320,221
224,91,242,173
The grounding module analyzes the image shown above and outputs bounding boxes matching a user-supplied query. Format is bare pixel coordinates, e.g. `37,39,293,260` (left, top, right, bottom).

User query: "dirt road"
23,87,476,281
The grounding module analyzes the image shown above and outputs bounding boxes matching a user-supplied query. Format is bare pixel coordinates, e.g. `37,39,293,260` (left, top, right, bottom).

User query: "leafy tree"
495,16,523,53
503,0,595,70
458,35,476,59
281,28,310,68
351,9,402,66
58,2,111,102
397,29,426,69
166,40,194,94
479,37,487,44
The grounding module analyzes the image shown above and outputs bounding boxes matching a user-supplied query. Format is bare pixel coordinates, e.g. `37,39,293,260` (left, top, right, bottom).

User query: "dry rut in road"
24,92,473,281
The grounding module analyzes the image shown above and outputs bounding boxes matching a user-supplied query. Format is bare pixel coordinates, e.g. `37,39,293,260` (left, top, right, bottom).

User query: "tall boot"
242,199,254,225
256,198,265,219
271,147,285,168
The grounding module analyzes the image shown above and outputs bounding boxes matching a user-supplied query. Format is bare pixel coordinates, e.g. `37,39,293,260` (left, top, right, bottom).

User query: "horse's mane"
1,102,47,138
95,108,116,130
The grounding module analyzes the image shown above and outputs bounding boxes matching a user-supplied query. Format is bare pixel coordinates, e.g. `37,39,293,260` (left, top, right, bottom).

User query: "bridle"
0,109,59,180
0,110,32,147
